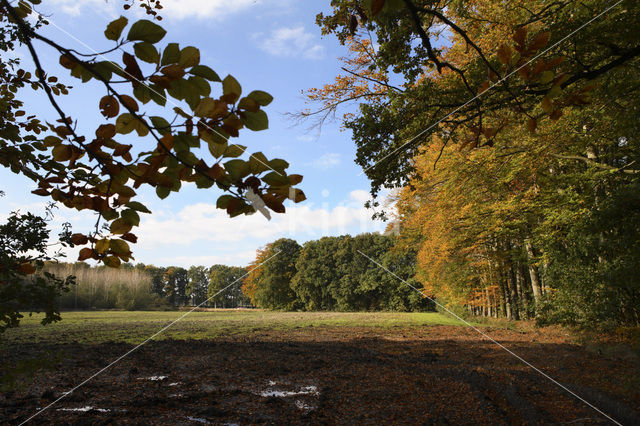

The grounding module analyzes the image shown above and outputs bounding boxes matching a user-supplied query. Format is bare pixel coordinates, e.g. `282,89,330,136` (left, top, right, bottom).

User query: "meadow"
1,310,469,345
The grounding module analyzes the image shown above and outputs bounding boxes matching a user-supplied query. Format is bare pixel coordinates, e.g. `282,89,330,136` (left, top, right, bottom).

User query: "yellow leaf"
95,238,110,254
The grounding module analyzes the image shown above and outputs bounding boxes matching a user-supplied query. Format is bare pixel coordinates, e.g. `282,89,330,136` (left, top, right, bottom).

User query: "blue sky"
1,0,391,267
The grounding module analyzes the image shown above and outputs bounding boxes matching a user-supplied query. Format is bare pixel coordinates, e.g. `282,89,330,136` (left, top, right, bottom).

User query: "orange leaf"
18,263,36,275
78,247,94,261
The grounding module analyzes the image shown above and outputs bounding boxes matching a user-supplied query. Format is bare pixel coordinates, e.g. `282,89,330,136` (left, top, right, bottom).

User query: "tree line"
242,235,434,312
41,262,251,311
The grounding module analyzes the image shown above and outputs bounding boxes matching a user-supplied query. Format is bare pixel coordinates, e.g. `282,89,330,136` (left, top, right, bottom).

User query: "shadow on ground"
1,326,639,425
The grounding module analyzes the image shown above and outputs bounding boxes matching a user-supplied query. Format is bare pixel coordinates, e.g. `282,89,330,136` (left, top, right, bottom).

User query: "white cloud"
349,190,371,204
46,0,117,17
152,250,258,268
160,0,258,20
312,153,340,169
136,197,381,250
296,135,315,142
45,0,291,21
255,26,325,60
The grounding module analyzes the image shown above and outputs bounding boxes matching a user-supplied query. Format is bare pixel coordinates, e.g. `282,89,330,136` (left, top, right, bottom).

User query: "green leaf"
194,174,214,189
103,256,121,268
224,144,246,158
175,133,200,149
110,239,130,256
150,116,171,135
92,62,114,81
148,84,167,106
208,140,228,158
168,80,200,108
161,43,180,65
224,159,250,181
243,110,268,131
222,75,242,103
269,158,289,172
248,152,270,173
539,70,555,85
263,171,290,186
247,90,273,106
121,209,140,226
133,42,159,64
115,113,137,135
189,65,220,82
105,16,128,41
216,195,235,209
110,218,133,234
127,19,167,44
179,46,200,68
188,76,211,97
95,238,110,254
125,201,151,213
132,84,150,104
238,96,260,112
156,185,170,199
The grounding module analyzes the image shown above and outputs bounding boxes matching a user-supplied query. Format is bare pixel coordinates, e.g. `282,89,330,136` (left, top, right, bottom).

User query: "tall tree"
186,265,208,306
208,265,247,308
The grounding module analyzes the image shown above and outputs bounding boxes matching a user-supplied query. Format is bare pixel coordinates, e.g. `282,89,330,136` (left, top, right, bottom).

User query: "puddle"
57,406,110,413
168,382,181,387
187,416,210,424
259,384,318,398
295,400,316,411
138,376,168,381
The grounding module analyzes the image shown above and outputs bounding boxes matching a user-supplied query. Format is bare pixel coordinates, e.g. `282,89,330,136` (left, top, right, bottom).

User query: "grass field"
1,310,471,345
1,310,638,424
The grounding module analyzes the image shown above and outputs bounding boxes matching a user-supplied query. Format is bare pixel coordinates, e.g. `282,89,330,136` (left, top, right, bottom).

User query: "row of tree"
242,235,434,312
38,262,251,310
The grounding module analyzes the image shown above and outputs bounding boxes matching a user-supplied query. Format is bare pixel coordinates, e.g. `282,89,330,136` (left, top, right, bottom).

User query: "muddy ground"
2,325,639,425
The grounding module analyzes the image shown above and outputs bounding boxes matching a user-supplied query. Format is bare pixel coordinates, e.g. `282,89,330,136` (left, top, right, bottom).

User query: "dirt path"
2,325,639,424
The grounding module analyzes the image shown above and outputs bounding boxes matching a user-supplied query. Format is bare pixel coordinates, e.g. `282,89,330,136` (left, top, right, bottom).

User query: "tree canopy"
309,0,640,328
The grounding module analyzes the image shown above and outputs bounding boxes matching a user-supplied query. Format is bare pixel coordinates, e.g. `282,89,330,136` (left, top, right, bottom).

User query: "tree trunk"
516,266,529,319
499,274,511,319
524,239,543,307
508,266,520,320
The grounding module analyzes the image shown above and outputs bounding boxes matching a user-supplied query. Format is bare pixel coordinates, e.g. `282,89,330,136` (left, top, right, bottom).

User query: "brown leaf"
526,118,537,133
161,64,186,80
528,31,550,52
17,263,36,275
513,27,527,51
122,52,144,87
71,233,89,245
120,94,139,112
99,95,120,118
371,0,385,16
497,44,512,65
78,247,94,261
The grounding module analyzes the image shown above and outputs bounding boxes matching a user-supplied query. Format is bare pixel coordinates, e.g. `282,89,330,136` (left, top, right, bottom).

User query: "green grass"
0,310,471,346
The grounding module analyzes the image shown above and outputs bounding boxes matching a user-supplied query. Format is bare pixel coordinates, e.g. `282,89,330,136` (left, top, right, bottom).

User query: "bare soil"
2,325,639,425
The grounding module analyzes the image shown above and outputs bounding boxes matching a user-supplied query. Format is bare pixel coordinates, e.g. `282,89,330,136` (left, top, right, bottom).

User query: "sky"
1,0,393,267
